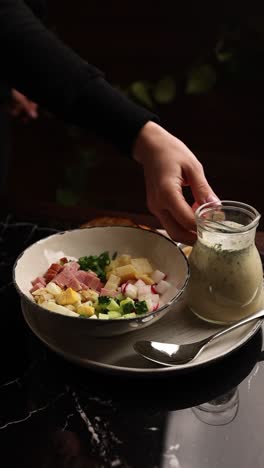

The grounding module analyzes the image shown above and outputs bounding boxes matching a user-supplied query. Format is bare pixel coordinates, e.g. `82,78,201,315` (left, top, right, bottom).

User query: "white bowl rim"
13,225,190,322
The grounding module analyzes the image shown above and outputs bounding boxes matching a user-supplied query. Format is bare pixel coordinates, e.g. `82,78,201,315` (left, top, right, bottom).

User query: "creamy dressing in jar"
186,203,264,324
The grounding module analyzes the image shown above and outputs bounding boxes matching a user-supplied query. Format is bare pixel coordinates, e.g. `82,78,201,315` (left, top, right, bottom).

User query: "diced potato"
105,258,119,274
65,305,76,312
106,255,131,276
104,274,121,291
131,258,153,275
42,292,54,301
117,254,131,266
41,301,79,317
83,300,93,307
32,288,46,296
114,265,138,282
56,288,81,306
37,296,45,304
135,274,154,285
80,289,99,303
37,294,55,304
77,304,95,317
46,282,62,296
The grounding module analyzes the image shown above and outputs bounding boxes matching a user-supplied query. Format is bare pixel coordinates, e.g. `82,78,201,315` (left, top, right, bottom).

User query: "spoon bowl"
134,309,264,366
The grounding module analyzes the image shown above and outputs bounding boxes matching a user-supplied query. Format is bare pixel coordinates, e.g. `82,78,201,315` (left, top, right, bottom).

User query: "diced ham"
88,269,97,276
31,276,46,287
45,273,57,283
63,261,80,272
45,263,62,275
100,288,117,297
53,268,75,288
75,270,102,291
44,263,63,282
67,277,82,291
30,282,44,293
52,263,99,292
89,276,103,291
74,270,91,284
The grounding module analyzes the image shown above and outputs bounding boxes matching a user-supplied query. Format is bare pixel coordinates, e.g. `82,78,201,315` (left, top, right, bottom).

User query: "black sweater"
0,0,158,155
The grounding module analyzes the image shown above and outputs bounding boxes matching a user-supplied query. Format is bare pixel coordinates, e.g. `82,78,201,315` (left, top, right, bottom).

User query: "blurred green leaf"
153,76,176,103
186,64,217,94
130,81,154,109
56,188,79,206
216,50,234,63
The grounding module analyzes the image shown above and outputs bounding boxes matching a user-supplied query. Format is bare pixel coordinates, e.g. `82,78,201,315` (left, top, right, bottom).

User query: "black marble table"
1,217,264,468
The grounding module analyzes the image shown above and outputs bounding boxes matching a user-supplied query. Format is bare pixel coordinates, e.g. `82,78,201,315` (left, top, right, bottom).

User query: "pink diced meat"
67,277,82,291
100,288,117,297
53,268,75,288
75,270,102,291
64,261,80,272
30,282,44,293
31,276,46,287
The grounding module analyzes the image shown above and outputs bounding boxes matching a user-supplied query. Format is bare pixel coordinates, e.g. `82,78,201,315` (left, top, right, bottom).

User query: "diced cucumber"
106,299,120,312
120,297,135,314
123,312,137,319
116,293,125,302
99,313,110,320
108,311,122,319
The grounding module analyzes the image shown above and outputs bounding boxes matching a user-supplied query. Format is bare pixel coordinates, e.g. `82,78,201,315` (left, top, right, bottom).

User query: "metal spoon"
133,309,264,367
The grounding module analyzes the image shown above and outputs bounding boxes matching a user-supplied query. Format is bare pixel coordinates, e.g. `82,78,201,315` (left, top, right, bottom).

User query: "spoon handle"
207,309,264,345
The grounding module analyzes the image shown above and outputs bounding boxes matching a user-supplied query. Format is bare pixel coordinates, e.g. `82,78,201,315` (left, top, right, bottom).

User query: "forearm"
0,0,158,154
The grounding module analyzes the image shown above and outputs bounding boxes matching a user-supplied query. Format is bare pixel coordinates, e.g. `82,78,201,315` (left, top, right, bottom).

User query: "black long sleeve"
0,0,158,155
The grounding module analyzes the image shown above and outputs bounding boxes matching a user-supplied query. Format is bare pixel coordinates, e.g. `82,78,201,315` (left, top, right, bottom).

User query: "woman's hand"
8,89,38,122
133,121,219,244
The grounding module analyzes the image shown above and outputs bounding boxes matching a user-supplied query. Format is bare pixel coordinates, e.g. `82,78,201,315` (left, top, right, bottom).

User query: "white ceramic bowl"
14,227,189,345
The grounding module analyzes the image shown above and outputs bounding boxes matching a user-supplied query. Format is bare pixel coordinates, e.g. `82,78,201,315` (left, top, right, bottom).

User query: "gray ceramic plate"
22,295,262,377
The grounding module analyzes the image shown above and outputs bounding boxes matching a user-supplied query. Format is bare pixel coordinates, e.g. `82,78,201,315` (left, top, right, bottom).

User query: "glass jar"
186,201,264,324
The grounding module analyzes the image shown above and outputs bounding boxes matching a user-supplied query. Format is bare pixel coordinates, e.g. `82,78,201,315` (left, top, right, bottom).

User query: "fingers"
20,98,38,119
10,89,38,120
162,181,197,232
27,102,38,119
185,162,219,206
157,209,197,245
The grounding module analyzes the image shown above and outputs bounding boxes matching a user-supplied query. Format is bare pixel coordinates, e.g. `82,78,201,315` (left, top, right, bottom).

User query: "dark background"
4,1,264,227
